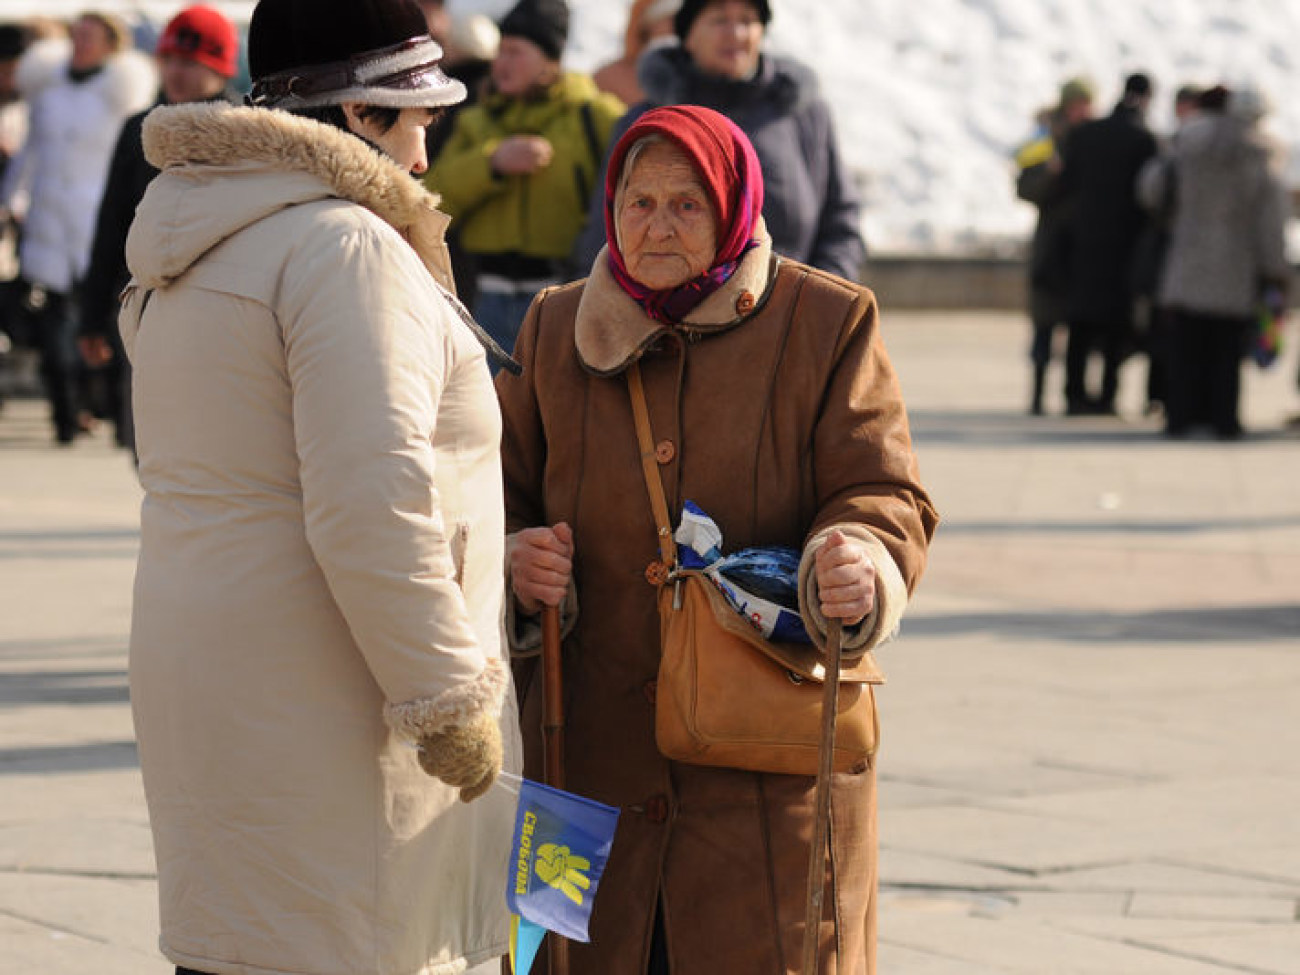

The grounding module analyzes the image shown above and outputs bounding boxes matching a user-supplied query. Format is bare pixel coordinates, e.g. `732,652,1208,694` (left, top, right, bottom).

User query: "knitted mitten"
417,712,502,802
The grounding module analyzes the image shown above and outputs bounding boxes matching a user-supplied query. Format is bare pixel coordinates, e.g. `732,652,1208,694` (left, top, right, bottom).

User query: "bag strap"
626,362,677,569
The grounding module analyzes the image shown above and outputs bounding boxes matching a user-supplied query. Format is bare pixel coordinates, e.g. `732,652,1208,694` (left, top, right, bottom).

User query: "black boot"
1030,364,1046,416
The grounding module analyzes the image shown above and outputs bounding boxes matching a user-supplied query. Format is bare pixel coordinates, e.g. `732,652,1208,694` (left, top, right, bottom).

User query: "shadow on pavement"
908,409,1297,447
0,669,129,707
0,529,139,542
906,604,1300,643
0,527,140,561
940,515,1300,535
0,740,138,774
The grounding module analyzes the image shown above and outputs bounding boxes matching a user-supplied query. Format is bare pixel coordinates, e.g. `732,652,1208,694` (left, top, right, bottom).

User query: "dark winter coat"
1015,109,1077,306
497,232,937,975
81,91,237,341
80,104,158,340
571,46,866,283
1057,103,1158,326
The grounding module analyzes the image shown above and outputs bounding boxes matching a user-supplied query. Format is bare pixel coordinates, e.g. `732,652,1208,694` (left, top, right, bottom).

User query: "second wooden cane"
541,604,570,974
800,620,843,975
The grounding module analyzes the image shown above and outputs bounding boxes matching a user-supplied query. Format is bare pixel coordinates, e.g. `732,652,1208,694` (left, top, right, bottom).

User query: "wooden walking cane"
540,604,571,975
800,620,844,975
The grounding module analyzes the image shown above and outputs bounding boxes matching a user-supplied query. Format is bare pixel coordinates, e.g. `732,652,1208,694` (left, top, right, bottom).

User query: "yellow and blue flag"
506,777,619,971
508,914,547,975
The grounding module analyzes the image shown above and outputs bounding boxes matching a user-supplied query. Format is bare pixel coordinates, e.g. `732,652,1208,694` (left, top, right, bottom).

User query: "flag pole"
541,604,570,975
801,620,843,975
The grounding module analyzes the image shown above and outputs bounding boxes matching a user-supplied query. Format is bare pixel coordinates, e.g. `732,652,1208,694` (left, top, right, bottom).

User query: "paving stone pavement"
0,311,1297,973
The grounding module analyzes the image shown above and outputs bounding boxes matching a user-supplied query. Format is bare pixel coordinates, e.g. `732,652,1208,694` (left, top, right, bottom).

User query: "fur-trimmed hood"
128,102,454,292
574,224,776,375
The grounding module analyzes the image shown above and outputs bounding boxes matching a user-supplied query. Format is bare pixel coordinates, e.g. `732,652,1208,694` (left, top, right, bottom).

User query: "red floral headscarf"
603,105,765,324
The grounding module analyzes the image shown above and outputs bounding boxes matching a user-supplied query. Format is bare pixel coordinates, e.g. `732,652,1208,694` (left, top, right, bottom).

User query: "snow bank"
481,0,1300,255
23,0,1294,255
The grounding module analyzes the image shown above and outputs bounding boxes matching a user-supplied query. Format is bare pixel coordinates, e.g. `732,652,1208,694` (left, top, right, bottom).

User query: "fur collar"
575,227,776,376
142,102,455,289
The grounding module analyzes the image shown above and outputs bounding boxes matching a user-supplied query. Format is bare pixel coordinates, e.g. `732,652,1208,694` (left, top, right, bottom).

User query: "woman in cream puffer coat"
122,97,521,975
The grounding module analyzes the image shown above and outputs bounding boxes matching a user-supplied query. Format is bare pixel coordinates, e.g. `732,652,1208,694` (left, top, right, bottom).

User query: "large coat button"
644,560,670,586
654,439,675,464
735,290,756,314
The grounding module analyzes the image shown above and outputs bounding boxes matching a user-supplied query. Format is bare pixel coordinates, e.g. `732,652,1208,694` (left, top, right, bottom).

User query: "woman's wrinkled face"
492,36,557,97
344,105,438,175
616,141,718,291
684,0,763,80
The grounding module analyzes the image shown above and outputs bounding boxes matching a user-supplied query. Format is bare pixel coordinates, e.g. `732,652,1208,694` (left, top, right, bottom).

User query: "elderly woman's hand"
815,530,875,627
509,522,574,615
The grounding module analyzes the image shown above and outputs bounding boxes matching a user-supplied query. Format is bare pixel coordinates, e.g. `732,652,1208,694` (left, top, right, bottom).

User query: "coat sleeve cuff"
504,584,579,658
382,658,507,741
798,523,910,655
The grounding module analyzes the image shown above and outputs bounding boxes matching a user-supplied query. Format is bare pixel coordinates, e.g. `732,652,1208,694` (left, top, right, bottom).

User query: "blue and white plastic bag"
674,501,811,644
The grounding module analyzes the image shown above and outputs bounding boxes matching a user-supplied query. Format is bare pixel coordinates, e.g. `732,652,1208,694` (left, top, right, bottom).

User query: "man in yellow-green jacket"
426,0,623,364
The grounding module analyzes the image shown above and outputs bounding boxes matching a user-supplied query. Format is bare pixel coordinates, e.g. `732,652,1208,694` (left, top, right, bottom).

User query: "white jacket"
0,40,154,291
122,103,521,975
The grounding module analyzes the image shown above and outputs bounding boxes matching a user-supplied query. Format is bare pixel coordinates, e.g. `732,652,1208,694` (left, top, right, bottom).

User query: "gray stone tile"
880,848,1040,891
884,912,1237,973
882,802,1156,874
1171,926,1300,975
0,878,168,974
1169,843,1300,889
1047,861,1300,899
878,941,1011,974
1002,890,1132,917
0,820,156,876
1129,893,1296,923
1052,917,1300,975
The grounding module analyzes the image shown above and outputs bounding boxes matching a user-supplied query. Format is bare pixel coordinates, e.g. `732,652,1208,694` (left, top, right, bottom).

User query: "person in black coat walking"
1015,77,1094,414
78,5,239,453
1056,72,1158,415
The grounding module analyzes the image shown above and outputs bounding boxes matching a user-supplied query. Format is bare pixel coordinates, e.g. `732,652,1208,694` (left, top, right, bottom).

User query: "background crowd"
0,0,873,435
1015,70,1292,438
0,0,1296,445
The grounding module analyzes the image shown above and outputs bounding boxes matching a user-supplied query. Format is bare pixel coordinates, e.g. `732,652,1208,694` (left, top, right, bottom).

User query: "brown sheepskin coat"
496,234,938,975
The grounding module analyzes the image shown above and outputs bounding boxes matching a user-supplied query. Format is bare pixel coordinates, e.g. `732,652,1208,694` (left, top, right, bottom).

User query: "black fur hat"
0,24,29,61
246,0,465,110
498,0,569,62
674,0,771,40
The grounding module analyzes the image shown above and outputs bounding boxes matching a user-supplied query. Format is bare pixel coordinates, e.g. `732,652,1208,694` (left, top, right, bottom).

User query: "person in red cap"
78,5,240,456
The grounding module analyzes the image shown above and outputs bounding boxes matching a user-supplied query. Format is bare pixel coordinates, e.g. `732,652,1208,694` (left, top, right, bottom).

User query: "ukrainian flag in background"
506,777,620,974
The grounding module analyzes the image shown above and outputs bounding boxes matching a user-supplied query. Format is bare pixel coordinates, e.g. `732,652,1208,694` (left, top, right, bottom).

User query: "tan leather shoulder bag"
626,362,881,775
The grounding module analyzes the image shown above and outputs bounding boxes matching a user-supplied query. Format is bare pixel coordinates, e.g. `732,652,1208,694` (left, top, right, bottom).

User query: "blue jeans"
473,285,547,372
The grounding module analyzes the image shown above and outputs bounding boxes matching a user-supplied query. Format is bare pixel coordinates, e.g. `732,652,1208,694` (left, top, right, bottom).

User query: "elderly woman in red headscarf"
497,105,937,975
